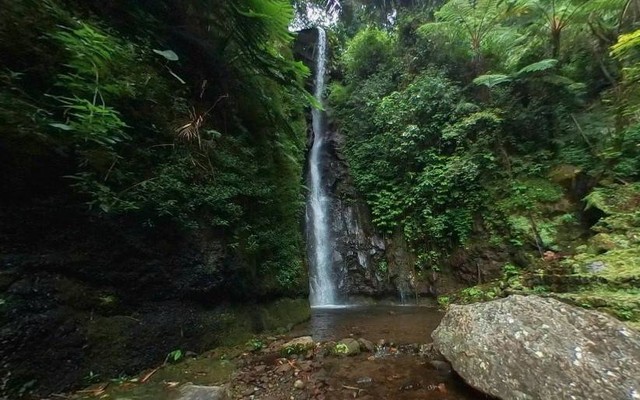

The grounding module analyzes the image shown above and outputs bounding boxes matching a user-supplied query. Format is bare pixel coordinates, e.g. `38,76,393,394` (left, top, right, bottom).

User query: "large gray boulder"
432,295,640,400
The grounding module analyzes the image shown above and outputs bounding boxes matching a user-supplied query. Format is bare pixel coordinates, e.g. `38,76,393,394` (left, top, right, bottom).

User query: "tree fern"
516,58,558,75
473,74,512,87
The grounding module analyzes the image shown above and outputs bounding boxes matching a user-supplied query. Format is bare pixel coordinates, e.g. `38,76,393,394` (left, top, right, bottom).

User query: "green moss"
86,316,139,371
588,233,626,253
334,343,349,355
281,343,310,356
584,183,640,215
571,247,640,280
260,298,311,332
555,288,640,323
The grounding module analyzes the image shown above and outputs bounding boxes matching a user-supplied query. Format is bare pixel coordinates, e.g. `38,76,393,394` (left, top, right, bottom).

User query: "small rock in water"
429,360,452,377
178,384,230,400
357,338,375,353
281,336,315,353
356,376,373,387
294,379,305,389
400,381,421,391
335,338,360,356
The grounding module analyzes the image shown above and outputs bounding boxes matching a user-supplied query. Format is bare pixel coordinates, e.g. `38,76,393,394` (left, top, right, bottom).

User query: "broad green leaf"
516,59,558,75
50,123,74,131
153,49,179,61
473,74,511,87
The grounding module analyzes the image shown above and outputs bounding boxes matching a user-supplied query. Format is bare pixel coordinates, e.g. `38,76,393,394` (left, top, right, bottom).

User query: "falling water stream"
307,27,338,307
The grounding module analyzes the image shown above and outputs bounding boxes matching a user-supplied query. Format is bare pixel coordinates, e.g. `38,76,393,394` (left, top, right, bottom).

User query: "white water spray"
307,27,338,307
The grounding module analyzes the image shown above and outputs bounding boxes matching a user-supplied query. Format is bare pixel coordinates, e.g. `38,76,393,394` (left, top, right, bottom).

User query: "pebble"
356,376,373,387
242,387,255,396
294,379,305,389
275,364,292,374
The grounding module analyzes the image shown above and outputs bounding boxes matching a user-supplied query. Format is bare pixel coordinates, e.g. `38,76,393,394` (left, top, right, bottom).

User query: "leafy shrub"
334,69,502,258
342,27,395,80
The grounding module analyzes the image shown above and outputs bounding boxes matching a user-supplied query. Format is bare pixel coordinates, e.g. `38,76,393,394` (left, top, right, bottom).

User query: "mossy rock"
571,247,640,281
585,183,640,215
548,165,582,187
555,288,640,324
281,336,315,356
588,233,626,253
333,339,360,356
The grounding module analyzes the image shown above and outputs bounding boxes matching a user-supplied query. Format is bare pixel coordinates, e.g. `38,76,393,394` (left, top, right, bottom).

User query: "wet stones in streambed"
357,338,375,353
428,360,452,378
230,350,323,399
280,336,315,356
176,384,230,400
334,338,360,356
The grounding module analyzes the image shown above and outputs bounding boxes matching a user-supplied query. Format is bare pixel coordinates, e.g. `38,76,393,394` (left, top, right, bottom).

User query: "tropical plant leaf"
611,29,640,63
50,122,74,131
473,74,512,87
516,59,558,75
153,49,179,61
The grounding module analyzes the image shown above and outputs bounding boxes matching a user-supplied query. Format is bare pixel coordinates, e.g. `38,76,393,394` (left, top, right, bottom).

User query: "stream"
286,305,487,400
295,305,443,343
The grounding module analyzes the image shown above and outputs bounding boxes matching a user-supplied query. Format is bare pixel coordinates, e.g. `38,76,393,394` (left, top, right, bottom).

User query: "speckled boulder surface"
432,295,640,400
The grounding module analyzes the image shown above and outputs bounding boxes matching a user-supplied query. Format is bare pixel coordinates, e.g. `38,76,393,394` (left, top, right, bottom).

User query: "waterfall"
306,27,338,307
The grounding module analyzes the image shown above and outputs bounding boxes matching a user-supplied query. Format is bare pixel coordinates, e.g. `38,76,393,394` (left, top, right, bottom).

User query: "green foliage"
531,285,550,294
333,69,503,257
49,96,129,147
334,343,349,355
246,338,265,352
437,295,450,307
281,343,309,356
83,371,101,384
342,27,395,80
0,0,309,297
499,179,564,213
166,349,183,364
502,263,520,279
473,59,559,87
376,260,388,275
584,183,640,215
458,286,497,303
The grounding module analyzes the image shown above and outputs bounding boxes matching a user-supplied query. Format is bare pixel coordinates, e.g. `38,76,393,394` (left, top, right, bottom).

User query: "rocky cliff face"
325,130,391,298
295,29,415,301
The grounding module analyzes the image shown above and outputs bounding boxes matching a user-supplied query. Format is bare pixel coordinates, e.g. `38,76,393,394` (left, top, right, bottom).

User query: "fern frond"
473,74,512,87
516,58,558,75
611,29,640,62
